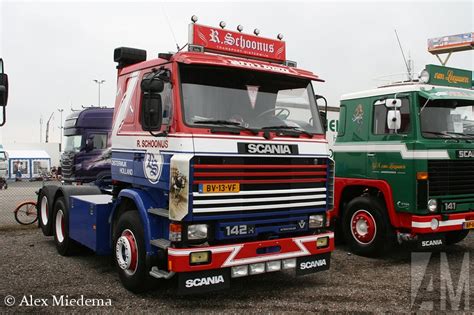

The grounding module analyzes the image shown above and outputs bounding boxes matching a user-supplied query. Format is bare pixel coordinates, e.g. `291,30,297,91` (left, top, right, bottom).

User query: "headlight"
187,224,208,240
309,214,325,228
427,199,437,212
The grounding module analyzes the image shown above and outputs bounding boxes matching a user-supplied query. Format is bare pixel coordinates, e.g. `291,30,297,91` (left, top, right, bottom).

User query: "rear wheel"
39,190,53,236
53,197,78,256
445,230,470,245
113,211,151,293
342,196,394,257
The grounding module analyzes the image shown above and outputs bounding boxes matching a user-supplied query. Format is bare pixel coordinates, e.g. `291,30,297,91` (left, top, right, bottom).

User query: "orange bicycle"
14,201,38,225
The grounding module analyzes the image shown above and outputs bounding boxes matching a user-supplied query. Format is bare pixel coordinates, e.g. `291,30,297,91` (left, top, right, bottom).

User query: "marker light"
428,199,438,213
169,223,182,242
316,237,329,248
237,25,244,32
254,28,260,36
416,172,428,180
277,33,284,40
419,69,430,83
191,15,198,23
219,21,226,29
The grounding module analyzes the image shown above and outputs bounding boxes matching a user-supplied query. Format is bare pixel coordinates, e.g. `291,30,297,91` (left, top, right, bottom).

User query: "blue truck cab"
61,107,113,185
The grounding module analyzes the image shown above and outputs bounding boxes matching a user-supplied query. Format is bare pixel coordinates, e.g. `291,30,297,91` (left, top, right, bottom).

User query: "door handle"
367,152,376,157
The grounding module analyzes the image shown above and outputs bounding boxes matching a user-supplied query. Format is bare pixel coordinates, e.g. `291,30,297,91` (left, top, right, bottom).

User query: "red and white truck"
37,19,334,293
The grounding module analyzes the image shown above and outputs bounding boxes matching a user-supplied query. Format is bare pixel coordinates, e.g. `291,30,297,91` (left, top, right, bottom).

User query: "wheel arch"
334,178,400,227
111,188,159,255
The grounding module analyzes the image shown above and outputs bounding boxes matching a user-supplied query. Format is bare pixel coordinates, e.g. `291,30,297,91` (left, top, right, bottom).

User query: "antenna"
394,29,412,81
159,2,180,51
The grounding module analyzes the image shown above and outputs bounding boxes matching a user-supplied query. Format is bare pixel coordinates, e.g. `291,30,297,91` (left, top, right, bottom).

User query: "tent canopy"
7,150,50,159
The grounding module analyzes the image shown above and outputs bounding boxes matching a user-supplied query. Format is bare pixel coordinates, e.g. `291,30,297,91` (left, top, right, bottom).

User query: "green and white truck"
329,63,474,256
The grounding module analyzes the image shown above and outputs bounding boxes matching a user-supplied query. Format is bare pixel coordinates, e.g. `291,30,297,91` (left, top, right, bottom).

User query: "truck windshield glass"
420,98,474,138
180,64,324,134
0,152,5,160
64,135,83,152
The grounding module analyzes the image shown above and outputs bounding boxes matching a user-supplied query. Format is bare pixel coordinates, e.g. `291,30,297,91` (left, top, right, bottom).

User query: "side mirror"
141,93,163,131
385,98,401,109
85,138,94,152
387,109,401,131
0,58,8,127
319,110,327,131
141,72,164,93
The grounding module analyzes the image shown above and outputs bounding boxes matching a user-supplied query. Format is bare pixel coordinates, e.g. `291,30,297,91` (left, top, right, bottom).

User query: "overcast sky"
0,0,472,144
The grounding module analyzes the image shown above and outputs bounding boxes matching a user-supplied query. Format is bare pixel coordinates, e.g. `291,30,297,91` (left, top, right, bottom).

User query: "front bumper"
411,212,474,234
167,232,334,273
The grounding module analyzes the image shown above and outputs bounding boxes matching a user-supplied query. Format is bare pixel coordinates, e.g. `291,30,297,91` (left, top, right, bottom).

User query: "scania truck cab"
37,21,334,293
332,63,474,256
61,107,113,185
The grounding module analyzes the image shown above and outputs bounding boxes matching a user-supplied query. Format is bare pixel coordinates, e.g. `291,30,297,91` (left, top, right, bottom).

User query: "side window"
373,98,410,134
337,105,346,136
90,133,107,150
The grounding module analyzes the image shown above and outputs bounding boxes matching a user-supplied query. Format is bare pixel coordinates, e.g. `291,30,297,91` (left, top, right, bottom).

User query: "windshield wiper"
422,131,460,142
193,120,259,135
444,131,474,142
261,125,313,137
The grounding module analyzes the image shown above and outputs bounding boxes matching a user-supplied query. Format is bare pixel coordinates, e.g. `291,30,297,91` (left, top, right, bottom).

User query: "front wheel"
445,230,470,245
113,211,151,293
342,196,394,257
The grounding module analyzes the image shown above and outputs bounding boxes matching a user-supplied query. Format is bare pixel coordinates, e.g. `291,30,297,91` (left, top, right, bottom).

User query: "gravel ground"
0,228,472,313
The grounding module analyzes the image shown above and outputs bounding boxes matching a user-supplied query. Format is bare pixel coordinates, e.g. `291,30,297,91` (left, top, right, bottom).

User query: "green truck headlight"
428,199,437,212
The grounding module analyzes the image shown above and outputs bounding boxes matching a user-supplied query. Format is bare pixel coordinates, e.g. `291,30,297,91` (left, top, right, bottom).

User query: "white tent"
7,150,51,179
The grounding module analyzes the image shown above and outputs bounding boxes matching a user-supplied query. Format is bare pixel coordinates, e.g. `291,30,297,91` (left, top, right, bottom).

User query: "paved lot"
0,227,472,313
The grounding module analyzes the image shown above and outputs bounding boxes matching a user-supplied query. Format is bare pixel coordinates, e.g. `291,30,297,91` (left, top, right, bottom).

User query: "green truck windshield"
420,98,474,138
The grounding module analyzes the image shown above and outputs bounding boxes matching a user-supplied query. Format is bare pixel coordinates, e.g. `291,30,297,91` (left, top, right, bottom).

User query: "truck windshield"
0,152,5,160
180,64,324,134
64,135,83,152
420,98,474,138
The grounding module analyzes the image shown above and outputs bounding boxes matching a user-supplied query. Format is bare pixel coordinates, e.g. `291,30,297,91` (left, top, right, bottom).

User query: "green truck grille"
428,160,474,196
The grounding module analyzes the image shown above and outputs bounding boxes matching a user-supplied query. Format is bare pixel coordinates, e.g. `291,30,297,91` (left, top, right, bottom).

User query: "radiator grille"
428,160,474,196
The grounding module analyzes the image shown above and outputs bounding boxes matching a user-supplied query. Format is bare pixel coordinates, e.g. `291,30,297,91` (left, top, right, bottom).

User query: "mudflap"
177,268,231,295
296,253,331,276
416,234,446,251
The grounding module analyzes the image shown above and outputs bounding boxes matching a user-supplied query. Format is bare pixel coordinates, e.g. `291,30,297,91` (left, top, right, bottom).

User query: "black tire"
53,197,78,256
38,189,53,236
342,196,394,257
445,230,470,245
113,211,151,293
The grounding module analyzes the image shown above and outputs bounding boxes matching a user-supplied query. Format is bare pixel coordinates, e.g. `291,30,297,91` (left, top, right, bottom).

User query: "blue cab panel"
69,194,114,255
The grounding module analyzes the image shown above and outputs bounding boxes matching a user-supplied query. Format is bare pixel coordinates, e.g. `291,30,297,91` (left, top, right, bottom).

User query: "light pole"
58,108,64,152
93,79,105,107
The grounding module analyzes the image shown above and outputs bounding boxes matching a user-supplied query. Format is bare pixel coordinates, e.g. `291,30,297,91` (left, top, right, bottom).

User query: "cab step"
149,266,175,279
147,208,169,217
150,238,171,250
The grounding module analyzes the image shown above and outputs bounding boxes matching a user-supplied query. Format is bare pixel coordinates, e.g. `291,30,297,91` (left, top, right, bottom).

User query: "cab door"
367,95,415,210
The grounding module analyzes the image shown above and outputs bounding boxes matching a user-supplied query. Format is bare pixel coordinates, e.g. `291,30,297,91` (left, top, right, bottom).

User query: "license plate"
463,220,474,230
199,183,240,194
224,224,255,237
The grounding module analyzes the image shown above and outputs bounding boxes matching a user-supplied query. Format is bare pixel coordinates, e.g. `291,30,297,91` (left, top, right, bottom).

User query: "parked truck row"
32,24,473,294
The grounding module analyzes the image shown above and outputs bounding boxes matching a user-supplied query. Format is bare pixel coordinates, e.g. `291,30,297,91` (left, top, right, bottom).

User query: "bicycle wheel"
14,201,38,225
